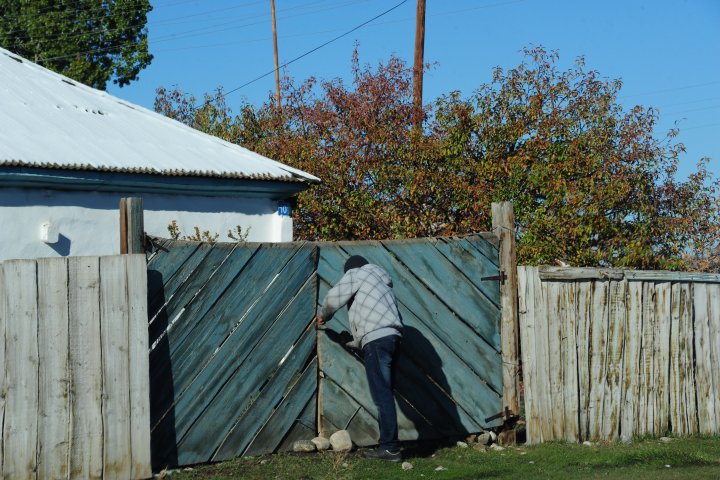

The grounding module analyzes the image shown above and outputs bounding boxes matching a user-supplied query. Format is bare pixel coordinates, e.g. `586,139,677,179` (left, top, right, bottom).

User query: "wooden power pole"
270,0,281,109
412,0,426,124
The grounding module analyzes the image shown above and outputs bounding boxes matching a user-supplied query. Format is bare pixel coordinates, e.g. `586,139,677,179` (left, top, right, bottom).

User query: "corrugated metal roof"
0,48,320,184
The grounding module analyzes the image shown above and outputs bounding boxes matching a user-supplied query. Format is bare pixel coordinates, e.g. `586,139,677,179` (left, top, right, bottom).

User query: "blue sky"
108,0,720,181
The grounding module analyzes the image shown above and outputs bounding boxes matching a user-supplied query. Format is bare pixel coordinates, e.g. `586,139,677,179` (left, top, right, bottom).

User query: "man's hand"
315,314,325,326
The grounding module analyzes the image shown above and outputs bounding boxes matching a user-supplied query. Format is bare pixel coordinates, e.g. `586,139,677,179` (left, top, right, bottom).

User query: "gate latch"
481,270,506,285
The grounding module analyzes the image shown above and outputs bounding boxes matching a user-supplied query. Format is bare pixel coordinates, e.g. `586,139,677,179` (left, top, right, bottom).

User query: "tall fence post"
120,197,144,254
492,201,520,421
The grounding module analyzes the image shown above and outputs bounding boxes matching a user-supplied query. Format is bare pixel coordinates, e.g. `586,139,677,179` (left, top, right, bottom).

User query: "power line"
150,0,366,44
218,0,410,100
7,0,369,61
621,80,720,99
680,122,720,132
663,104,720,116
119,0,527,55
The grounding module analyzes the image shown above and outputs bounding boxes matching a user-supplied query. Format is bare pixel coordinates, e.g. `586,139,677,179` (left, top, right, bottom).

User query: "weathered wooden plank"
669,283,684,434
693,282,715,434
317,244,349,286
244,358,318,456
532,267,553,442
126,254,152,480
100,256,132,480
396,307,501,429
2,260,39,480
432,237,500,306
545,280,565,440
37,258,71,480
395,343,483,436
653,282,671,434
338,242,502,392
0,261,5,471
682,283,697,434
148,240,202,302
517,267,538,443
462,234,500,267
149,242,254,349
213,326,317,461
576,280,592,441
68,256,104,479
539,266,624,281
277,393,318,452
587,280,609,441
176,272,316,465
148,241,214,326
622,280,642,441
708,284,720,434
560,281,579,442
491,202,520,418
125,197,145,254
319,379,380,446
639,282,656,435
381,240,501,350
624,270,720,283
669,283,696,435
602,279,626,441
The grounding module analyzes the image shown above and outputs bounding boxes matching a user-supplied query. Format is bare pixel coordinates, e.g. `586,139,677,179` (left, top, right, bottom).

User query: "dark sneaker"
363,448,401,462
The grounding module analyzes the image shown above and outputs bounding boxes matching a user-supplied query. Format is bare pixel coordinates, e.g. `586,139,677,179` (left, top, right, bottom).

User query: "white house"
0,47,320,261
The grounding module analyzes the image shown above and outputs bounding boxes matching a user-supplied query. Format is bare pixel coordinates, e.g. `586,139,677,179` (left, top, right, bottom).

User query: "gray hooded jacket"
318,263,403,348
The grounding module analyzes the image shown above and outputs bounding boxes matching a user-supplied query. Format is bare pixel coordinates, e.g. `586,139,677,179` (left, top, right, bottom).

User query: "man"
316,255,403,461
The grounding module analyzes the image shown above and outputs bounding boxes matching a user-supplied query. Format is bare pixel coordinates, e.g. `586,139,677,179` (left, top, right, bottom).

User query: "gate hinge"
481,270,506,285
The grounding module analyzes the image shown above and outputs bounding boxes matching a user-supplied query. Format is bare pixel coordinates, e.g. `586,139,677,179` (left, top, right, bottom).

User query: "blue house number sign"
277,201,291,216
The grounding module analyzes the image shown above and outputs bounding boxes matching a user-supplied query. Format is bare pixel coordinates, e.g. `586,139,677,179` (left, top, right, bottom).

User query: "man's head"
344,255,369,273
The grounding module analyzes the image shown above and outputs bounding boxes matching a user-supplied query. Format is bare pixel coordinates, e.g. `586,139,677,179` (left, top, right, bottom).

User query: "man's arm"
317,270,357,324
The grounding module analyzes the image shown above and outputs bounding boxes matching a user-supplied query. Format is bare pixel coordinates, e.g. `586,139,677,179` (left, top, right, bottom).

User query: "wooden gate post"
120,197,144,254
491,202,520,419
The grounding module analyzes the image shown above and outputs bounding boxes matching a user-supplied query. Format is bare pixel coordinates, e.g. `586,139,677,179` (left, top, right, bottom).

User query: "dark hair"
344,255,369,273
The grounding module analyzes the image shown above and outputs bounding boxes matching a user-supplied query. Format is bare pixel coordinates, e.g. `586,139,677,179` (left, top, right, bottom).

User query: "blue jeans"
362,335,400,452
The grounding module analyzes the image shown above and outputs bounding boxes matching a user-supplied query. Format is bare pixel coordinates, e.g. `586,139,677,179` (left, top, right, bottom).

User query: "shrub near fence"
518,266,720,444
0,255,151,480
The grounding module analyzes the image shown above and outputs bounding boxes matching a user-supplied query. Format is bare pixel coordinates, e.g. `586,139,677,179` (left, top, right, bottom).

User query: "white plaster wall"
0,188,294,261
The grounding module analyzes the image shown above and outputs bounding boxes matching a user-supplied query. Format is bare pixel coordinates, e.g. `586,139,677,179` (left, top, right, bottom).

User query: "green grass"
166,436,720,480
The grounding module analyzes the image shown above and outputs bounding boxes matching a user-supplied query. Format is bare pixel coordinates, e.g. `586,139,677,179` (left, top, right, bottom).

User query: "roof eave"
0,166,315,199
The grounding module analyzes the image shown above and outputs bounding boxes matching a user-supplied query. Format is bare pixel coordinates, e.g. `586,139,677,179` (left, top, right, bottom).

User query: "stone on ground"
477,432,494,445
292,440,317,453
329,430,353,452
311,436,330,451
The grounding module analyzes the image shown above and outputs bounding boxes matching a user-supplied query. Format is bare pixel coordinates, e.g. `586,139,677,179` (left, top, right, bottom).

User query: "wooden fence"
518,266,720,443
147,234,505,469
0,255,151,480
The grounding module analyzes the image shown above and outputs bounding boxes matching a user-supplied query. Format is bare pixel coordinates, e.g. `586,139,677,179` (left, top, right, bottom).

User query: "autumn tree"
0,0,152,89
155,47,719,271
433,47,718,269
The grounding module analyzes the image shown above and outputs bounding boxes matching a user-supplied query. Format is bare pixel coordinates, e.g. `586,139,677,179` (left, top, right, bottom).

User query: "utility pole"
270,0,281,109
412,0,426,126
